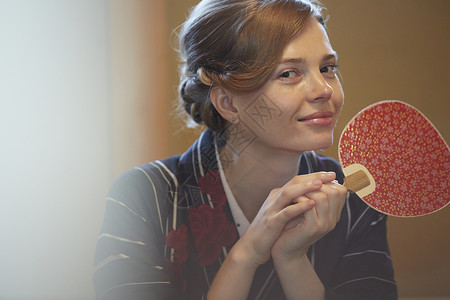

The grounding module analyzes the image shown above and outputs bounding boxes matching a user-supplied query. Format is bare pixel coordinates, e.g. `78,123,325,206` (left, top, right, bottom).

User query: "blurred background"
0,0,448,299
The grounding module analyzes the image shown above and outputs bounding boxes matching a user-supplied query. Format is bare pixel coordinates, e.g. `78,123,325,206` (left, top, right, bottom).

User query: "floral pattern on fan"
339,100,450,217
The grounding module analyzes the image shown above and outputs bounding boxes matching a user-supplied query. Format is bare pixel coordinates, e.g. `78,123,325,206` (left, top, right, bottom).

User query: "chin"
308,137,333,152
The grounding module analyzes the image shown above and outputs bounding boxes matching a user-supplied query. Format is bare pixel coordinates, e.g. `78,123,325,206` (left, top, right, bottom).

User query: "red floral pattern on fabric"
198,170,227,205
165,224,189,292
164,257,187,292
165,224,189,262
164,169,238,291
188,204,237,267
191,170,237,267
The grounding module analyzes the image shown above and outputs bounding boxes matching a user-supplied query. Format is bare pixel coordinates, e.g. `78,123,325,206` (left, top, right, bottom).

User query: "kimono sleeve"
327,194,398,300
311,154,397,299
93,167,183,300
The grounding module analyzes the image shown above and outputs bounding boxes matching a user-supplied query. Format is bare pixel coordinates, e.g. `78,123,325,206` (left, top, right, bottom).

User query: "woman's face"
230,19,344,156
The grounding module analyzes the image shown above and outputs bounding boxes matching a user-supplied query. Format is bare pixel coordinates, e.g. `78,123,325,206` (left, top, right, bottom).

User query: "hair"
177,0,325,132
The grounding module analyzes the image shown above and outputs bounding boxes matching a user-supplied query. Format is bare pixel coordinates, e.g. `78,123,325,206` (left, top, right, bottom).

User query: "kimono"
93,129,397,300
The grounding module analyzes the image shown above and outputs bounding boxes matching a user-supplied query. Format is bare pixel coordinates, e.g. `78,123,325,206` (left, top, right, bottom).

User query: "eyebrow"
324,53,339,61
278,52,338,65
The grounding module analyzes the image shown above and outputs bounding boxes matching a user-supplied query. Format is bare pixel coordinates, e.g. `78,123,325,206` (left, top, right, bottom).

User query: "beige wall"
165,0,450,298
110,0,169,175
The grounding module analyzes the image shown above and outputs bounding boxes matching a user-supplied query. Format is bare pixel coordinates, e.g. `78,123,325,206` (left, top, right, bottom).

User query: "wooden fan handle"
344,170,371,192
342,164,376,198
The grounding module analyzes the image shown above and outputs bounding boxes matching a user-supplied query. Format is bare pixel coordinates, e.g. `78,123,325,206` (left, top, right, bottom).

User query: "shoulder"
106,156,182,221
110,156,181,195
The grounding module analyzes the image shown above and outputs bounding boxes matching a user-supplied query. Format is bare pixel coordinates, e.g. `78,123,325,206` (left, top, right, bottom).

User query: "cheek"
333,84,344,114
236,91,287,132
264,90,297,115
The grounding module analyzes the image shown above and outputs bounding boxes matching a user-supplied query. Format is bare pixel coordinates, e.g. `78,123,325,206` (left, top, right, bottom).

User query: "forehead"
281,20,335,60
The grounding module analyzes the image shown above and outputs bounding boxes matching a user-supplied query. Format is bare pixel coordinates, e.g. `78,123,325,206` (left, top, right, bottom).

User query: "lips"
299,111,333,121
298,111,334,126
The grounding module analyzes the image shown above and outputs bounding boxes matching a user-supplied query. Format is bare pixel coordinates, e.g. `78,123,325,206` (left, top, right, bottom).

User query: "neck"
220,143,302,222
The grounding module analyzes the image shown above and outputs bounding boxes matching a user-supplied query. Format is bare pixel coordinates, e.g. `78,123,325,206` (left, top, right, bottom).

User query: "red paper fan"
339,100,450,217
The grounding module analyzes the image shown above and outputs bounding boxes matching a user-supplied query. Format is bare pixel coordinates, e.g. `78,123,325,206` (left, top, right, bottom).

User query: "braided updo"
177,0,324,132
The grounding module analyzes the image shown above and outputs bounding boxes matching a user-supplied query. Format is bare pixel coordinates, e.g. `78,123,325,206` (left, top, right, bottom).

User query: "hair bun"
178,71,225,131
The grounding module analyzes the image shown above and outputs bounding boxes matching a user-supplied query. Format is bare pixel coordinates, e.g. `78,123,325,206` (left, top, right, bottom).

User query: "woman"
93,0,397,299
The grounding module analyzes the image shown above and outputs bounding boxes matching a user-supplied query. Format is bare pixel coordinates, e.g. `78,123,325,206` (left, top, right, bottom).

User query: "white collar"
215,143,250,237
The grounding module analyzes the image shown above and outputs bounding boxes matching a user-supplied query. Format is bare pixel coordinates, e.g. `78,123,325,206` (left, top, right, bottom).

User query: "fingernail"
311,180,322,186
326,172,335,178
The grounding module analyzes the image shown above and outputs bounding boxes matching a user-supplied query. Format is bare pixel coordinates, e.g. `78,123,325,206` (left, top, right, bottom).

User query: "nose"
307,72,333,102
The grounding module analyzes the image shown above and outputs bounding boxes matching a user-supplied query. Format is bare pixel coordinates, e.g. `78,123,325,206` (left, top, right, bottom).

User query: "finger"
309,182,346,224
289,172,336,185
284,215,303,231
284,195,313,230
321,181,347,218
270,180,322,210
273,199,315,226
290,195,310,204
268,172,336,210
305,190,329,221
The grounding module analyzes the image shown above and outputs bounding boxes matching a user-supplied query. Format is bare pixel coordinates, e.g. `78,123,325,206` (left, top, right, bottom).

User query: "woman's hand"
208,172,345,300
271,172,347,262
234,172,340,268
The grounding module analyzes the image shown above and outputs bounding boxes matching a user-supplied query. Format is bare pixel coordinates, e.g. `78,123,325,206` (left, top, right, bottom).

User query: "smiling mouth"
298,112,333,125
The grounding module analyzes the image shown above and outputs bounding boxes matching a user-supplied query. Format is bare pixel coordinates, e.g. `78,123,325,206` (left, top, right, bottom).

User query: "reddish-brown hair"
178,0,325,132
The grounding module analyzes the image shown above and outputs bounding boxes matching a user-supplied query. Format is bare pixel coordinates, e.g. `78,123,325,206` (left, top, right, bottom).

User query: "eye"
279,70,297,79
320,65,339,77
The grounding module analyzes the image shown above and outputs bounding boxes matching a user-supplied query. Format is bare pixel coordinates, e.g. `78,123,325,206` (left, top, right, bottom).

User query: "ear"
210,86,238,122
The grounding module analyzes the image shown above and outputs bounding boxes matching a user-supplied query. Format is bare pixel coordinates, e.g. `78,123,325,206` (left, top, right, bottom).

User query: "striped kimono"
93,129,397,299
